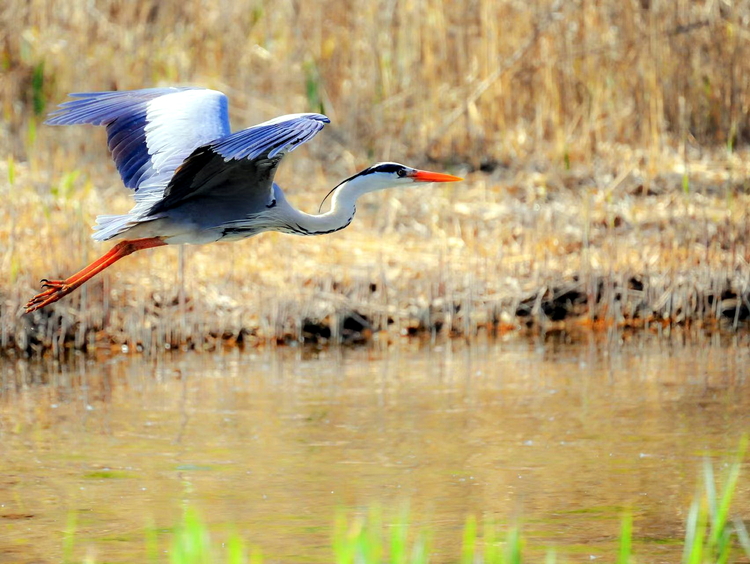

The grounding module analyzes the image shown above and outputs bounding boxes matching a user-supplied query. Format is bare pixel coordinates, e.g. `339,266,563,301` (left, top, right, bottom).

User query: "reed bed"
1,0,750,354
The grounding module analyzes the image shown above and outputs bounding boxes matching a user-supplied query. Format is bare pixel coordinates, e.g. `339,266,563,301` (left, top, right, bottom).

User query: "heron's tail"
93,214,136,241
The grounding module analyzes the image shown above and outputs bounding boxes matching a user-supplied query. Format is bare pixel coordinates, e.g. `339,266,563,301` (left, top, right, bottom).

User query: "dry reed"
1,0,749,354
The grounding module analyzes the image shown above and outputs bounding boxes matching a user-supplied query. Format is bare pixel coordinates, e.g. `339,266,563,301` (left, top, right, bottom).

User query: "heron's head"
319,162,462,212
356,162,463,188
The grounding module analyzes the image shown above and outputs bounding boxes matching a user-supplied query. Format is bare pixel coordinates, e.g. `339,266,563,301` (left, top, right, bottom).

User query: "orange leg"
25,237,167,313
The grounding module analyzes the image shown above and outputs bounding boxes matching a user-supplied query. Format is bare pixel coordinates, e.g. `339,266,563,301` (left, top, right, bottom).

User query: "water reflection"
1,333,749,563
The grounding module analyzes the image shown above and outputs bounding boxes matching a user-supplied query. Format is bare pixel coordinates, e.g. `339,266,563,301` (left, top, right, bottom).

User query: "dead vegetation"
1,0,749,354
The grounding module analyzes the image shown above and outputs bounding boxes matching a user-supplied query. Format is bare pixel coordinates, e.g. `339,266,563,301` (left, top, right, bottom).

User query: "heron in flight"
25,87,462,313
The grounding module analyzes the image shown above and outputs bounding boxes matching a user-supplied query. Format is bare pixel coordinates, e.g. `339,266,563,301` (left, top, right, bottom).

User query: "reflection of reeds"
1,1,750,353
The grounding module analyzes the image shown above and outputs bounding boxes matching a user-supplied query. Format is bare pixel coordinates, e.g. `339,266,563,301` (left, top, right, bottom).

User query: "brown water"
1,334,749,563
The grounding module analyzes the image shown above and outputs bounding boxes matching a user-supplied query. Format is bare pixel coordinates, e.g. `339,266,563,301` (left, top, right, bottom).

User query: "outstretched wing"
45,88,230,194
147,113,330,215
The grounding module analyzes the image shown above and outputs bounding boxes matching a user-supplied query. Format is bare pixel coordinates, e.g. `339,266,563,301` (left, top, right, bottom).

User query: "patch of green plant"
304,59,325,115
82,470,134,480
170,508,253,564
51,169,82,200
64,439,750,564
681,436,748,564
617,512,632,564
32,61,45,116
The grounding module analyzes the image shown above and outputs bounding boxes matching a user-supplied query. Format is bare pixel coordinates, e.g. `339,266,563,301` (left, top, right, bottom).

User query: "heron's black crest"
369,163,406,175
342,162,407,185
344,162,408,182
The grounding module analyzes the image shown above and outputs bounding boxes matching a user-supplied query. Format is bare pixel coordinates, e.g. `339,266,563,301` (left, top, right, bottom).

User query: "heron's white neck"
280,173,393,235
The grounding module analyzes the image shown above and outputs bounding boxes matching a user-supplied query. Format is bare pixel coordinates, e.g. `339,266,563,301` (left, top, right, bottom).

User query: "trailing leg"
25,237,166,313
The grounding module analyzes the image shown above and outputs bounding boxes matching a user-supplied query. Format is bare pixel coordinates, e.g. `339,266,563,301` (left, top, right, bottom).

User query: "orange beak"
410,169,463,183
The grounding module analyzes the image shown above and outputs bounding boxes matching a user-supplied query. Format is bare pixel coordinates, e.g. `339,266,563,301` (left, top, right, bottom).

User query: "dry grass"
1,0,750,354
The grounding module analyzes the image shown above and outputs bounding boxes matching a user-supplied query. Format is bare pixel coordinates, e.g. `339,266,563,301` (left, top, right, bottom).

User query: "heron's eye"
397,168,407,178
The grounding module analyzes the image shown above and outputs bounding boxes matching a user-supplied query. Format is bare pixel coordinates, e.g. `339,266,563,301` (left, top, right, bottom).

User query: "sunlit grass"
4,145,750,355
4,1,750,163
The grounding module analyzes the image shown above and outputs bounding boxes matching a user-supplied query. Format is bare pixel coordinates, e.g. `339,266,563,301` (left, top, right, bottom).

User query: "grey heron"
25,87,462,313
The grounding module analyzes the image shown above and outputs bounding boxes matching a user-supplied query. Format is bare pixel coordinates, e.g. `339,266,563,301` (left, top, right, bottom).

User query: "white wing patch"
145,89,230,174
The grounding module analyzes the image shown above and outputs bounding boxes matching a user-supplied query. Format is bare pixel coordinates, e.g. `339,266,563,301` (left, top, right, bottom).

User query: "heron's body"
122,180,358,244
25,87,461,313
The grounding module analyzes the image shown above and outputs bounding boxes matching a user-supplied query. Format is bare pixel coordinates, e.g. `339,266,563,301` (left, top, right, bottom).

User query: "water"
1,334,749,563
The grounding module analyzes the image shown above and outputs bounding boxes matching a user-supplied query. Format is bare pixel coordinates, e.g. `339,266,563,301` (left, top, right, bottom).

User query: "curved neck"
279,174,383,235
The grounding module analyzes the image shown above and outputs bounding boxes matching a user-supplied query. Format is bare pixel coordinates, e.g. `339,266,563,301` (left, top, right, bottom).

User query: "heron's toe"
40,278,65,289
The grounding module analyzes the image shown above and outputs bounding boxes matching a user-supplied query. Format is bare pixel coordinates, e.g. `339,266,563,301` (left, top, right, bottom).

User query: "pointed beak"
410,169,463,183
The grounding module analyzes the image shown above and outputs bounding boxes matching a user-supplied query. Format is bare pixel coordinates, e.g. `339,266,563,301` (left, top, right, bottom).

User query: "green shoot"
617,513,632,564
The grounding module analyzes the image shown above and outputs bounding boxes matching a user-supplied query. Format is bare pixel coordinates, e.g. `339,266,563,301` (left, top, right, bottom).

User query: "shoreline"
8,261,750,357
3,156,750,357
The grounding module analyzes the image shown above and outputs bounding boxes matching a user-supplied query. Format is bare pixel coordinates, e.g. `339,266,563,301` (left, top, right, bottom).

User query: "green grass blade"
682,498,701,564
504,526,522,564
32,61,45,116
333,512,354,564
689,500,707,564
708,464,739,550
364,506,383,564
62,510,77,564
715,527,732,564
461,515,477,564
390,508,409,564
171,509,210,564
617,513,632,564
708,436,747,551
226,534,246,564
483,519,499,564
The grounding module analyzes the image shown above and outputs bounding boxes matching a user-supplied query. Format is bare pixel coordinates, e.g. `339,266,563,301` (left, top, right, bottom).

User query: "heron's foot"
24,238,167,314
24,279,75,313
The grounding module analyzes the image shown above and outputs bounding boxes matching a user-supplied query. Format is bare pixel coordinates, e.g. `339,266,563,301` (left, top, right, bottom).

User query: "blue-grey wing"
45,88,230,195
147,113,330,216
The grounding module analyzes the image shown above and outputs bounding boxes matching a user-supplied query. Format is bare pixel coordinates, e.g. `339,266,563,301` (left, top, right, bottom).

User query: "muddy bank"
5,269,748,357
